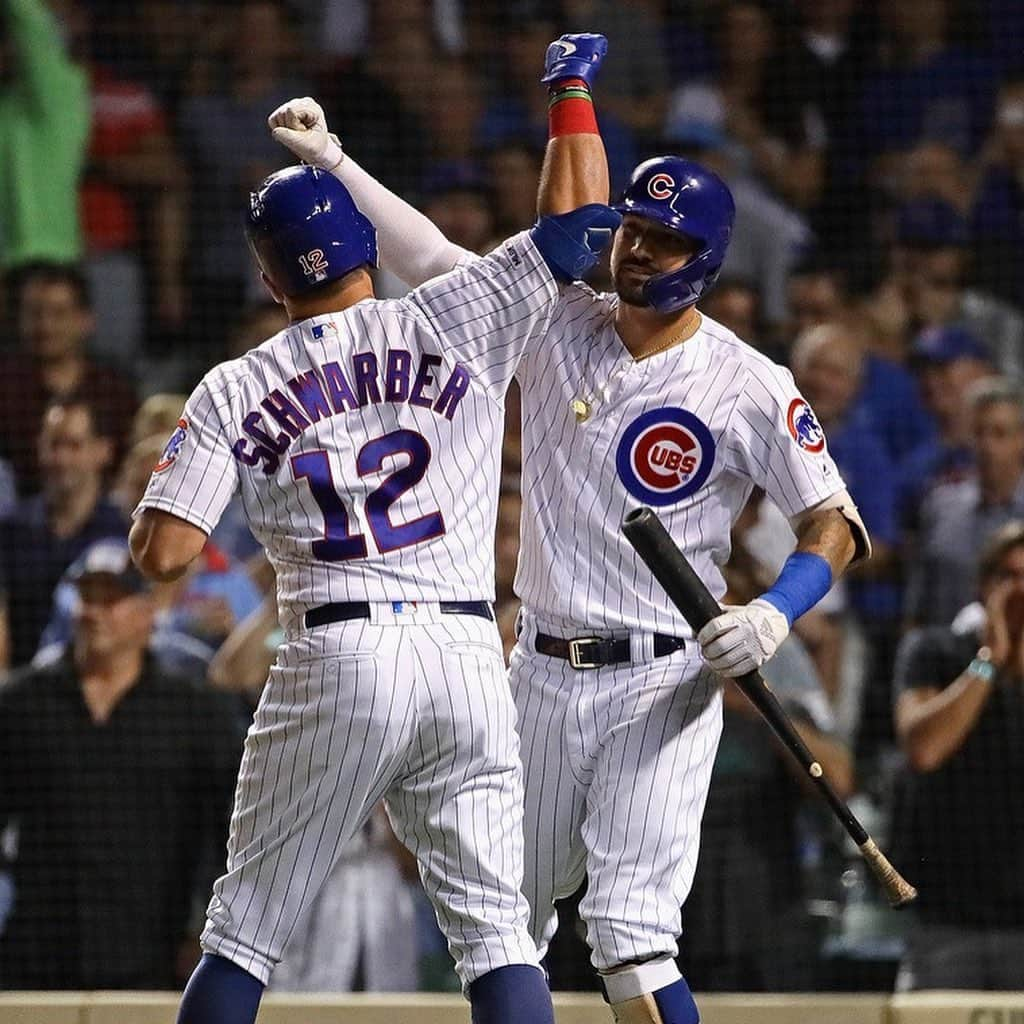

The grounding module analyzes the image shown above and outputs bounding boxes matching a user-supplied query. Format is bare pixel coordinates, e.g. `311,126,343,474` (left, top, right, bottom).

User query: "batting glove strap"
697,599,790,677
541,33,608,87
530,204,621,282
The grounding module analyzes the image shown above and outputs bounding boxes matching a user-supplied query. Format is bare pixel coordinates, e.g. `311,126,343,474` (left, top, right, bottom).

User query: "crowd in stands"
1,0,1023,997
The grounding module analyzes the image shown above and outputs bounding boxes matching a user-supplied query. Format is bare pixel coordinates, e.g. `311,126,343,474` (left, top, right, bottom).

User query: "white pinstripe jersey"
136,231,557,635
514,285,845,635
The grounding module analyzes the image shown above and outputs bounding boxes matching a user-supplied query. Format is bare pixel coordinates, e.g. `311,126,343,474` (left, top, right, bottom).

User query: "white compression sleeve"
330,154,473,287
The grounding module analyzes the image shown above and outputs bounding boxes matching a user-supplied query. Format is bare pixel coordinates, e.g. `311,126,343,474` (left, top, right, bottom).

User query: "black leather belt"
535,631,687,669
304,600,493,629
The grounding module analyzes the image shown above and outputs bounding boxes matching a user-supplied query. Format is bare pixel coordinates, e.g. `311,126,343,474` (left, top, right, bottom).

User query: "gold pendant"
570,398,591,423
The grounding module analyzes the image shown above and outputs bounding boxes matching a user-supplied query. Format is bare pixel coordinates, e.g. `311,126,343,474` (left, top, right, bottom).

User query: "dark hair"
979,520,1024,585
8,261,92,310
43,391,114,442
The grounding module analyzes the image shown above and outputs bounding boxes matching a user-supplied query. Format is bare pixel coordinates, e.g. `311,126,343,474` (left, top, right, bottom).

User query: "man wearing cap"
0,539,240,990
907,377,1024,628
902,325,994,525
891,198,1024,379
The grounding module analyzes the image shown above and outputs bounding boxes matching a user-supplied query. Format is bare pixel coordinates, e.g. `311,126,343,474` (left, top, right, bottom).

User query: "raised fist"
541,33,608,88
267,97,343,171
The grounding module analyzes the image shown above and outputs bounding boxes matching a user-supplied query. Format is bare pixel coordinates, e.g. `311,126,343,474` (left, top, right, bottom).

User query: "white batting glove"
697,598,789,677
268,97,344,171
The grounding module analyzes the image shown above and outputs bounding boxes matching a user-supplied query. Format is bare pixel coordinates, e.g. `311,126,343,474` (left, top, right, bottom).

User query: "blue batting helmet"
246,166,378,296
613,156,735,313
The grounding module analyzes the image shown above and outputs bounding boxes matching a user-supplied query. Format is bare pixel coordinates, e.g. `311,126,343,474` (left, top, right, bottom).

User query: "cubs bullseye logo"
616,408,715,506
647,172,676,200
786,398,825,453
154,418,188,473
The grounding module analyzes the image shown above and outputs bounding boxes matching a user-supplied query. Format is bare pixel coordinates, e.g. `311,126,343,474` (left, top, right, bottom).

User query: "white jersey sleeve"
134,375,239,534
724,362,844,518
403,230,558,397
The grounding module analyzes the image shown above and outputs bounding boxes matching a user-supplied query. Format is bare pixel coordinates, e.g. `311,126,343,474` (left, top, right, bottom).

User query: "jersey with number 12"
136,232,558,636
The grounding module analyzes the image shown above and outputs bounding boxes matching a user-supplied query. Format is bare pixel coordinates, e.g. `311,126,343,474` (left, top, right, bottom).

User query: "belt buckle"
568,636,604,670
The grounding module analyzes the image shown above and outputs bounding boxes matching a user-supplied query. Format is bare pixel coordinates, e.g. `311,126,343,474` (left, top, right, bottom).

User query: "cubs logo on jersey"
154,418,188,473
786,398,825,454
615,408,715,506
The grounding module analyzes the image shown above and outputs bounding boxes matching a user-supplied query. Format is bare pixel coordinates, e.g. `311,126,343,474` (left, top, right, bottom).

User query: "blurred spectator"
562,0,669,141
700,276,774,356
681,550,854,991
892,519,1024,990
786,257,936,466
0,263,138,494
224,301,289,361
665,1,823,213
857,0,996,176
479,12,637,190
665,124,811,329
424,57,485,165
0,460,15,520
298,0,464,60
767,0,874,245
901,326,994,523
790,324,900,592
179,0,312,345
79,7,189,363
0,394,126,671
486,141,543,237
972,77,1024,308
906,377,1024,627
0,539,240,988
899,140,972,214
128,392,188,448
0,0,90,268
792,324,903,769
421,163,496,255
889,199,1024,379
316,4,433,200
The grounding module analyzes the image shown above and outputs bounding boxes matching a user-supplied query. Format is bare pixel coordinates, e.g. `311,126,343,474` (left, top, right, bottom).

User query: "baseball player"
268,35,870,1024
128,162,620,1023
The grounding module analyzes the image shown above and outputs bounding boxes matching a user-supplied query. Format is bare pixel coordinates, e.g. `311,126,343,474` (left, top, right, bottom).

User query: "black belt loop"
534,631,686,669
303,601,493,630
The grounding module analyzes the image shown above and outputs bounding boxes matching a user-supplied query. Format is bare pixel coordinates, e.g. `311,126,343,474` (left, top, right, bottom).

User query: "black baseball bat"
622,506,917,909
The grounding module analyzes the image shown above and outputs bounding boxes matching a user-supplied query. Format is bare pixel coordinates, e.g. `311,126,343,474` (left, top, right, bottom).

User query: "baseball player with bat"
269,33,870,1024
129,148,621,1019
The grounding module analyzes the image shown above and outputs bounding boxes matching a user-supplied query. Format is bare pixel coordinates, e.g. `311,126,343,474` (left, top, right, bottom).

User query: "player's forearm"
896,675,994,772
537,134,609,216
794,508,857,580
331,154,470,286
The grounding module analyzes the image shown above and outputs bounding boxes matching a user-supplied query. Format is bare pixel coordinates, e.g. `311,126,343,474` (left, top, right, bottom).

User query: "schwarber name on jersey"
136,231,557,635
514,288,845,636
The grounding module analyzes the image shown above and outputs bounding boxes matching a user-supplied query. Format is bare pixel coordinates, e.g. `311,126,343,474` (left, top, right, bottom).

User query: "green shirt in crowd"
0,0,89,267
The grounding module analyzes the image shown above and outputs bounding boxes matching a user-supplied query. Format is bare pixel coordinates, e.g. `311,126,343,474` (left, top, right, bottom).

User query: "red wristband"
548,78,598,137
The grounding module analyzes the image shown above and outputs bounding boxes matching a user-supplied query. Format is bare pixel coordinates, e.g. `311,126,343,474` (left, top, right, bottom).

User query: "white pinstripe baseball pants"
201,605,540,987
510,610,722,972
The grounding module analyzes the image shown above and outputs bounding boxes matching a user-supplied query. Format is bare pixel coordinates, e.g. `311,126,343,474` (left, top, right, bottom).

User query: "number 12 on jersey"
291,428,445,561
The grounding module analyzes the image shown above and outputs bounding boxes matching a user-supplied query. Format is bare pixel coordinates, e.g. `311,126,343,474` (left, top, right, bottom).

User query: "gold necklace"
570,312,702,423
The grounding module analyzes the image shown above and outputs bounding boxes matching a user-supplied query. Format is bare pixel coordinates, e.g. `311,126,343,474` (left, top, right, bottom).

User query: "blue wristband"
759,551,833,627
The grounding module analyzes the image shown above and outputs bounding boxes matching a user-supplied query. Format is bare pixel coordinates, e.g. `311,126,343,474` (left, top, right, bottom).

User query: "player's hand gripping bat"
622,506,917,909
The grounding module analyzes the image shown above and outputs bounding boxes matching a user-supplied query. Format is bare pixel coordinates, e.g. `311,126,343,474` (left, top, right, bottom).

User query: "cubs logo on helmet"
787,398,825,453
614,156,735,314
616,408,715,506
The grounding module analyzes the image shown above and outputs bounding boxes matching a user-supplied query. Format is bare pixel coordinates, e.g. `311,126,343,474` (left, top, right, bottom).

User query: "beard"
612,261,656,306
